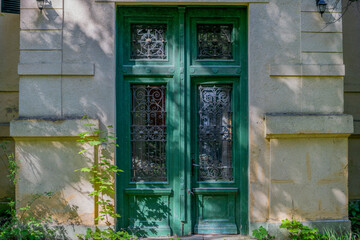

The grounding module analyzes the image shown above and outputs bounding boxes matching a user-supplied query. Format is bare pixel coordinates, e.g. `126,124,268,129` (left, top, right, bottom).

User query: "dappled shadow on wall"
127,195,171,237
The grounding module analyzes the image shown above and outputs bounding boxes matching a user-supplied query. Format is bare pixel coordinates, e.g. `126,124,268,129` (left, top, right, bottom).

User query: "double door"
116,6,248,237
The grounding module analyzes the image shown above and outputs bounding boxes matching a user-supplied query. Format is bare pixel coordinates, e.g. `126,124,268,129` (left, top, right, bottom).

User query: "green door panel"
190,79,241,234
116,6,248,237
193,188,238,234
127,194,172,236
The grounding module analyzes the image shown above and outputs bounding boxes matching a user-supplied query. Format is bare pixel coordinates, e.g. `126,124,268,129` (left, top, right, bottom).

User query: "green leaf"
78,149,88,154
83,123,96,127
89,140,102,146
79,168,91,172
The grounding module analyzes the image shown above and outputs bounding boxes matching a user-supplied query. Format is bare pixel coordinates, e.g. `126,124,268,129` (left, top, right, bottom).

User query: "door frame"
115,6,249,236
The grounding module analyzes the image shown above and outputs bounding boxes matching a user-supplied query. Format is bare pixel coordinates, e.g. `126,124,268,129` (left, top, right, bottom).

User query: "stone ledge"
265,114,353,139
0,124,10,137
344,83,360,92
21,0,63,9
269,64,345,77
10,118,99,137
18,63,95,76
250,220,350,239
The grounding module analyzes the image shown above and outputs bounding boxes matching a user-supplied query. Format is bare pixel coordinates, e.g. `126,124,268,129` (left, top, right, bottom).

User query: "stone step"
142,235,255,240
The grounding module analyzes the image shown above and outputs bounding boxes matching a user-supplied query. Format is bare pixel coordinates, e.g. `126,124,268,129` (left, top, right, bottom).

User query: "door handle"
187,189,194,195
191,153,196,176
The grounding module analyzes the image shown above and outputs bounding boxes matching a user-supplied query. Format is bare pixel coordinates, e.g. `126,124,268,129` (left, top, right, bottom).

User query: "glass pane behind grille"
197,24,233,59
197,85,233,181
131,24,167,60
131,85,167,182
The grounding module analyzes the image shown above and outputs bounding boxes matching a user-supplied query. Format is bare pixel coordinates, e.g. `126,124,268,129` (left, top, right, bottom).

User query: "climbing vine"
75,116,134,240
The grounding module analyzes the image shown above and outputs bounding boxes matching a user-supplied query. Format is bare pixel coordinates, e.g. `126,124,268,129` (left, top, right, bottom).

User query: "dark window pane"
1,0,20,14
197,85,233,181
197,24,233,59
131,24,167,60
131,85,167,182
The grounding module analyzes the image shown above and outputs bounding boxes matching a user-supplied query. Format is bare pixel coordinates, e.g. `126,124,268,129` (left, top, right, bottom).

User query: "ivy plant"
75,116,135,240
349,200,360,235
252,226,275,240
0,141,60,239
279,219,326,240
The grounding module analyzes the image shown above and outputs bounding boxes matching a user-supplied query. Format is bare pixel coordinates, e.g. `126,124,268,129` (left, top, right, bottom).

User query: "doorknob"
191,153,196,176
187,189,194,195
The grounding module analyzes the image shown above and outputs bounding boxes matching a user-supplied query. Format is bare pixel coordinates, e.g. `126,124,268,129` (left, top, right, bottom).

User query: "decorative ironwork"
131,85,167,182
197,85,233,181
131,24,167,60
197,24,233,59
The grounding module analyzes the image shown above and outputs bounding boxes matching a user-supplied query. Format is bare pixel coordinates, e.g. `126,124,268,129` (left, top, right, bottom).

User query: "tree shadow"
127,195,172,237
15,0,353,238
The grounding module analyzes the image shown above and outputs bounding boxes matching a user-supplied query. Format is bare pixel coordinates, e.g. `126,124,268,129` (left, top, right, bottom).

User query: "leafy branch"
75,117,133,240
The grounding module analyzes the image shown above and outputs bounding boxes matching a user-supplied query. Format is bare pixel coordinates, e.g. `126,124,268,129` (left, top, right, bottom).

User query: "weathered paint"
115,7,248,235
8,0,355,238
342,1,360,200
0,4,20,210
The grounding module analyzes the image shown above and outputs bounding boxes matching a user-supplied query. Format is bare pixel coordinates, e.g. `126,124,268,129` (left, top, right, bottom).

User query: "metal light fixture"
36,0,45,10
316,0,327,16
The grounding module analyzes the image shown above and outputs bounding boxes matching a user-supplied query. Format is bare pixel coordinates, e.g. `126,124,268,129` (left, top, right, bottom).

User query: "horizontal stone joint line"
20,8,63,9
302,51,343,53
301,31,343,34
20,29,63,31
265,114,354,139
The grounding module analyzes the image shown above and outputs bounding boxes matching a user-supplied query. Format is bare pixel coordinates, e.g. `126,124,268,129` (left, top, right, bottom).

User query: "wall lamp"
316,0,327,16
36,0,45,10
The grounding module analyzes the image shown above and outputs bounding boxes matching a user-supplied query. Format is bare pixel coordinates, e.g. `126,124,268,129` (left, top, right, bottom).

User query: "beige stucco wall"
15,139,95,225
12,0,353,237
342,1,360,200
249,0,351,227
0,4,20,209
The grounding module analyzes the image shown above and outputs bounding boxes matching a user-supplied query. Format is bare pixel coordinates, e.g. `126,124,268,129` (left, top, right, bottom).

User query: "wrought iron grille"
197,24,233,59
131,85,167,182
131,24,167,60
197,85,233,181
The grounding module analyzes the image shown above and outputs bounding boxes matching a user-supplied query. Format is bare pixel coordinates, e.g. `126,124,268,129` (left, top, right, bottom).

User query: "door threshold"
141,235,254,240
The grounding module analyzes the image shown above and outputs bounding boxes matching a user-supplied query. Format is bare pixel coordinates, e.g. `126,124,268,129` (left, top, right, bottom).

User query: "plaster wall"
0,4,20,210
15,139,95,225
13,0,353,237
342,1,360,200
249,0,349,226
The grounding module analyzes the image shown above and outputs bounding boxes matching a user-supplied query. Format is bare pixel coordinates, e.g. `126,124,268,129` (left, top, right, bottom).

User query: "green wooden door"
116,6,248,237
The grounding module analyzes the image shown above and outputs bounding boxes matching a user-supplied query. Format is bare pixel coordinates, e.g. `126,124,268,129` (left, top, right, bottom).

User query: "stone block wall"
248,1,352,231
13,0,354,237
342,1,360,200
0,3,19,211
15,1,115,235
